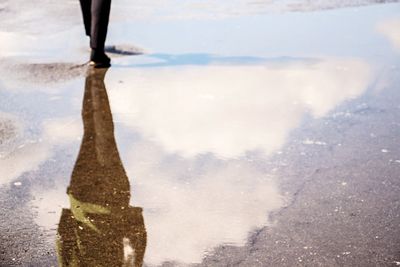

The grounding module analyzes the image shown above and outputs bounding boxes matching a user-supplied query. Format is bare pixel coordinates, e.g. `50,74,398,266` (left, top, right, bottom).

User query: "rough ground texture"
192,74,400,266
1,1,400,267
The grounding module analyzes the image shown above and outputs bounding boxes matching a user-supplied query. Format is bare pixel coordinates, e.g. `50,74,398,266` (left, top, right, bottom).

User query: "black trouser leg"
79,0,92,36
90,0,111,51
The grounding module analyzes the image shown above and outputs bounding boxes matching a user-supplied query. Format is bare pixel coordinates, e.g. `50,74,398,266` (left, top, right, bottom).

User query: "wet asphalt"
1,1,400,266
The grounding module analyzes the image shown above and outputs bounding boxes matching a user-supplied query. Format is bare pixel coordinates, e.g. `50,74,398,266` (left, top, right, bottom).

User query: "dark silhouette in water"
57,67,146,267
80,0,112,68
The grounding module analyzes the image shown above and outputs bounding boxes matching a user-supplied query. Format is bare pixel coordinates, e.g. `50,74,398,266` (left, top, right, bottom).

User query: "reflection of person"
57,68,146,267
79,0,112,68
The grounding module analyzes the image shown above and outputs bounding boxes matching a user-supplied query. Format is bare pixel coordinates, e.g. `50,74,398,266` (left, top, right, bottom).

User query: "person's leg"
79,0,92,36
89,0,111,67
90,0,111,52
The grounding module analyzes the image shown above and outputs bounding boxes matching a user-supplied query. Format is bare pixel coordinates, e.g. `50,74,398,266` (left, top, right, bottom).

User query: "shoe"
89,49,111,68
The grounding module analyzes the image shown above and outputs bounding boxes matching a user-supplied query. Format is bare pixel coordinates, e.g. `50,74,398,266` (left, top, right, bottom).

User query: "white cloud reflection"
0,112,50,185
42,117,82,144
103,57,372,264
125,141,283,264
108,58,372,158
0,115,81,187
0,140,50,185
0,30,85,61
377,18,400,52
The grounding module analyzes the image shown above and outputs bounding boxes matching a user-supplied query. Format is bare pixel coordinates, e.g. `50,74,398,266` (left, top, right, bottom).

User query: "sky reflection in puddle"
105,56,372,263
24,56,373,265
